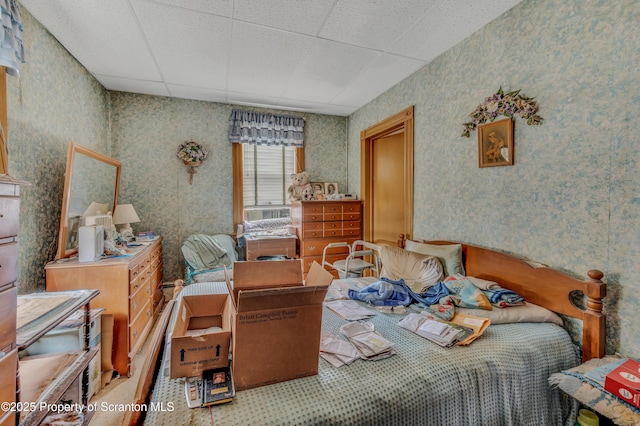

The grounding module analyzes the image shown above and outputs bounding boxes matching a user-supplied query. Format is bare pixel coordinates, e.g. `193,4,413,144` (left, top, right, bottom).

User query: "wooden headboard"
398,235,606,362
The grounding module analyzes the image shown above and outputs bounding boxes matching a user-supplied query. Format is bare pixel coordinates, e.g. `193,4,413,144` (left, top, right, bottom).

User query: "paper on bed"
320,331,360,367
325,299,376,320
398,313,467,347
340,321,395,360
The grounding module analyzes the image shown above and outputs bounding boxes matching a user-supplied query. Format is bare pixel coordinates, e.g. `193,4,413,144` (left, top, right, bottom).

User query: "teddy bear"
287,171,312,201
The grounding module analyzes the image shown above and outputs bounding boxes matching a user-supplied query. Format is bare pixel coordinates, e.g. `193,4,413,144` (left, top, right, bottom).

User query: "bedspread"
146,282,579,426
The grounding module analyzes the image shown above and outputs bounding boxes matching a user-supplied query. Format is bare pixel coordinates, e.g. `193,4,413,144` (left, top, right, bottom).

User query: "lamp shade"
112,204,140,225
82,201,109,217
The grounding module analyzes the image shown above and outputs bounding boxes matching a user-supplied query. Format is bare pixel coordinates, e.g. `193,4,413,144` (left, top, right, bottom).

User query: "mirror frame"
56,141,121,260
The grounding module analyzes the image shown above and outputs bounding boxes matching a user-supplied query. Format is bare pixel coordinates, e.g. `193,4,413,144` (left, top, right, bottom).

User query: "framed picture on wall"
311,182,324,195
324,182,338,195
478,118,514,167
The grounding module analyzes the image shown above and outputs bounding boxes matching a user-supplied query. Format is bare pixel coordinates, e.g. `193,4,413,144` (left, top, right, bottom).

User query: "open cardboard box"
169,293,231,379
226,259,333,390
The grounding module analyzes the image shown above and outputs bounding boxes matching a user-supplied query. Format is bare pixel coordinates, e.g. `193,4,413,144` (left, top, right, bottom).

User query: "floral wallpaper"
7,8,111,294
348,0,639,357
109,93,347,280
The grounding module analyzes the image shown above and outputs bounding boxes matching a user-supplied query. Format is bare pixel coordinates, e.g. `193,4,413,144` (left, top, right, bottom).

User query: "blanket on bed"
148,282,579,426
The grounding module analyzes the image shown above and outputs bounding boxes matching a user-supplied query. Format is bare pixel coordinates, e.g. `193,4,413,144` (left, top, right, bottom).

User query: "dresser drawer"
323,229,342,238
0,198,19,239
302,229,324,239
0,243,18,288
301,204,323,214
342,228,361,238
0,286,16,352
323,204,343,214
130,279,151,320
300,239,352,257
323,212,342,221
343,212,361,221
303,212,324,222
0,348,17,419
129,300,151,352
323,221,342,231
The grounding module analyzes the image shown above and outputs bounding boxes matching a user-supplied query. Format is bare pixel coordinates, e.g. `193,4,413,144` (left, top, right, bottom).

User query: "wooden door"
371,132,405,245
361,107,414,247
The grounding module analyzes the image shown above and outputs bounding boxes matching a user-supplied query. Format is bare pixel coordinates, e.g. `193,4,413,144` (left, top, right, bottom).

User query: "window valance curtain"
228,109,304,147
0,0,24,77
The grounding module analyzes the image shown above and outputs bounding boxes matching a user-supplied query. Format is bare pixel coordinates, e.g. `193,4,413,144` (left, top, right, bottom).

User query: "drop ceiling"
20,0,523,116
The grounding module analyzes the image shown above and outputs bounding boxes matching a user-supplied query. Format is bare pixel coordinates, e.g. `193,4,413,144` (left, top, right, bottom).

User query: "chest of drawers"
0,177,24,426
45,238,163,376
291,200,363,276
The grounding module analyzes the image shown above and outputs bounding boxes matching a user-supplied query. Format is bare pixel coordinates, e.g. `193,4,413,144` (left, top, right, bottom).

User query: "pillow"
405,241,465,278
379,245,443,293
456,302,563,326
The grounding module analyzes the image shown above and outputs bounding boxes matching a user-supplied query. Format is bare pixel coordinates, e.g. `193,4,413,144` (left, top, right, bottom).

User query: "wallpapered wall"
8,6,348,292
348,0,639,357
109,93,347,280
7,9,111,294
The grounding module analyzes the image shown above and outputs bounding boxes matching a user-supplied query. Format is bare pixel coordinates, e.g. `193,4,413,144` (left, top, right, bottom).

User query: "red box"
604,358,640,408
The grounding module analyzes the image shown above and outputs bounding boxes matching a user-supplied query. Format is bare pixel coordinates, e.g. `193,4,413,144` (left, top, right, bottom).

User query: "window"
243,144,295,220
232,143,304,226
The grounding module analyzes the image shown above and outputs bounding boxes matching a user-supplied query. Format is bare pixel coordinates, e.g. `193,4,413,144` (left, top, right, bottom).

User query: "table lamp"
113,204,140,240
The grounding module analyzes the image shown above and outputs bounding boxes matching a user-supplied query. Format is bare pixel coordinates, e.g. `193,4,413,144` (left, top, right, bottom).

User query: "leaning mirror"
56,141,121,259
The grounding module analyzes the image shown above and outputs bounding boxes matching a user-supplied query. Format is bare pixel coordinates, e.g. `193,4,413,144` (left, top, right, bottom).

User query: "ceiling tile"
21,0,161,80
389,0,524,61
233,0,335,36
167,84,227,104
319,0,436,51
94,75,169,97
331,53,425,107
227,21,307,97
148,0,233,17
132,1,231,89
282,39,380,103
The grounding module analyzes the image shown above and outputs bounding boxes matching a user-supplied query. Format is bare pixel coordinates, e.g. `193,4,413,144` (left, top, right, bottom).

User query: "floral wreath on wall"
176,140,209,165
461,87,543,138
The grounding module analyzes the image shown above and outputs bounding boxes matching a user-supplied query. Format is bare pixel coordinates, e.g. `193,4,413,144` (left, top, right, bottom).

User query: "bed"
145,240,606,426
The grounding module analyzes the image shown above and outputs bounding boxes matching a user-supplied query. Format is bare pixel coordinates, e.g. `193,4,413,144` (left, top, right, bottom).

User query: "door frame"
360,106,414,246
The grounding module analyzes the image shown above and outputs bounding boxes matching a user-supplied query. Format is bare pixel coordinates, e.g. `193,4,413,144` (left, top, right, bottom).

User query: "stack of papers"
398,313,472,347
320,331,361,367
340,321,395,360
325,300,376,321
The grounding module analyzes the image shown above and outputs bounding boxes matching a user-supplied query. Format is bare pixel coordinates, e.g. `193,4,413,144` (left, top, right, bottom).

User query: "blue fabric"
482,288,525,307
348,277,411,306
399,280,450,306
229,109,305,147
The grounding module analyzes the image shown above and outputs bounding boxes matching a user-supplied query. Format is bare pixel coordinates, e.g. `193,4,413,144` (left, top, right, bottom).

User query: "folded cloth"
443,275,492,310
482,287,525,307
348,277,411,306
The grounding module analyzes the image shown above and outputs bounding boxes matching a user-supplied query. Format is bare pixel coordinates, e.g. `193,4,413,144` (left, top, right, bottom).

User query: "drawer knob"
309,245,316,250
133,302,138,311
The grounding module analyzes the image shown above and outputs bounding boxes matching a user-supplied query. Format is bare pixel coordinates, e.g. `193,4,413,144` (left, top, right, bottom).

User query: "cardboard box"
604,358,640,408
170,294,232,378
226,259,333,390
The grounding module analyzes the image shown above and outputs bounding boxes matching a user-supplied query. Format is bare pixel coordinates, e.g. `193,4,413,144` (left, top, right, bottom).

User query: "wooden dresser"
45,238,163,376
0,176,25,426
291,200,363,277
